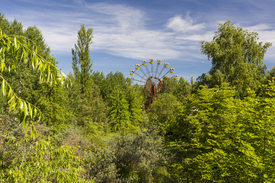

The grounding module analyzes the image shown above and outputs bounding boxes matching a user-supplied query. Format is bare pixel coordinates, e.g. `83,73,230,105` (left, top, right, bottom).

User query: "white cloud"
86,3,144,30
166,14,205,33
245,23,271,31
10,1,275,66
3,1,213,64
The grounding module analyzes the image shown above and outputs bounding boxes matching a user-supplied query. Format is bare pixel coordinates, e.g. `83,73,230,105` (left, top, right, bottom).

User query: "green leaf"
7,95,14,104
7,37,10,48
28,103,32,118
20,113,26,130
25,120,30,136
15,49,19,60
2,79,6,96
1,61,6,72
31,124,33,138
47,72,51,83
8,87,12,97
14,37,17,52
34,108,37,119
9,99,14,113
23,48,27,62
19,101,24,111
24,102,28,116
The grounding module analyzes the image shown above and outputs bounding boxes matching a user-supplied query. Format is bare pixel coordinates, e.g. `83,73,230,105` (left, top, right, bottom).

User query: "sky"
1,0,275,82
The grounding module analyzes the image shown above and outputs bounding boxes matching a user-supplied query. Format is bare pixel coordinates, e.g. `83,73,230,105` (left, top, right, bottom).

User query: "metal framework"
129,59,178,109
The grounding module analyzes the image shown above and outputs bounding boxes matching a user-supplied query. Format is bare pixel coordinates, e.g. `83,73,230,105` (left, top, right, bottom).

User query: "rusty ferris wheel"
129,59,178,109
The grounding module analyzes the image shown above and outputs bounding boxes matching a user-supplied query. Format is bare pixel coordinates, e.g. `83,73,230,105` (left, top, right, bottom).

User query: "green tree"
107,87,130,132
149,93,179,135
176,76,192,101
164,82,275,182
72,24,93,97
0,16,70,130
0,28,65,136
264,66,275,83
66,72,106,130
96,71,130,102
126,87,142,126
199,20,272,97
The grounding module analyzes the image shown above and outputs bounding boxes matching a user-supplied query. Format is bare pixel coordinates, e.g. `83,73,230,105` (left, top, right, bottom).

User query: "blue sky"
1,0,275,81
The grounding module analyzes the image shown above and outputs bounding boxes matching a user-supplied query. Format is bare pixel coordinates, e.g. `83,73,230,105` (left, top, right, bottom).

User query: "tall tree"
199,20,272,97
107,87,130,132
72,24,93,97
126,87,142,126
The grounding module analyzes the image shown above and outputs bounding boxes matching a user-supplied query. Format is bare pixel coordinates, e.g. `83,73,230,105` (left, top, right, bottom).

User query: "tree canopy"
198,20,272,97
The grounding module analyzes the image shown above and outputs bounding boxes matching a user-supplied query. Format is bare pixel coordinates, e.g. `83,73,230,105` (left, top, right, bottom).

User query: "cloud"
86,3,144,30
2,0,213,64
8,0,275,67
176,31,214,42
245,23,271,31
166,14,205,33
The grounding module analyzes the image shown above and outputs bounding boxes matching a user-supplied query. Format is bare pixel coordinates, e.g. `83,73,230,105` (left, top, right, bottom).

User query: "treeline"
1,12,275,182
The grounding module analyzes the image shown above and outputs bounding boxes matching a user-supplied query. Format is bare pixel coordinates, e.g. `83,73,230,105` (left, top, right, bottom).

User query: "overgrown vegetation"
1,13,275,182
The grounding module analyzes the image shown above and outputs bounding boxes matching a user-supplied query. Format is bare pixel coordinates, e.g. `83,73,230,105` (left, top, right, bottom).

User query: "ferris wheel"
129,58,178,109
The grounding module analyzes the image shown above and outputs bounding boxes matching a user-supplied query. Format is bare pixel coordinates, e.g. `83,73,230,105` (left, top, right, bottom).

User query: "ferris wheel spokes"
150,58,154,77
139,67,149,78
134,71,146,80
160,68,175,80
157,62,168,78
142,60,151,77
155,59,162,78
129,58,178,110
131,78,146,83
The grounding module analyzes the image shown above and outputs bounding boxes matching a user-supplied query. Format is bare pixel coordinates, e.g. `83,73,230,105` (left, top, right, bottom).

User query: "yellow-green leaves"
0,137,88,182
1,76,41,137
1,33,66,87
0,31,67,138
1,78,5,96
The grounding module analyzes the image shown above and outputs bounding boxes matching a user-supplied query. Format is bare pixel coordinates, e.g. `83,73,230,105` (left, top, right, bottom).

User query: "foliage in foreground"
164,81,275,182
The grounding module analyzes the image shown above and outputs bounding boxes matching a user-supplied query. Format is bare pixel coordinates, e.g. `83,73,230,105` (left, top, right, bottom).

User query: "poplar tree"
72,24,93,97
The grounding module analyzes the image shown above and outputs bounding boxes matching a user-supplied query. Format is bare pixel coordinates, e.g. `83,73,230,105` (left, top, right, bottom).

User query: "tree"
149,93,179,135
72,24,93,97
0,23,66,137
126,87,142,126
176,77,192,101
107,87,130,132
164,82,275,182
199,20,272,97
96,71,130,102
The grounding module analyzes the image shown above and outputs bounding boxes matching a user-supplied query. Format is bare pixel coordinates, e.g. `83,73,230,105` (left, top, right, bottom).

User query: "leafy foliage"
164,82,275,182
0,136,89,182
2,13,275,183
198,20,272,97
107,87,130,132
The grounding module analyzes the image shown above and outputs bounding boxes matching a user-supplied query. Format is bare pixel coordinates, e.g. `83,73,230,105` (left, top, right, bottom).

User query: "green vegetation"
1,13,275,182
